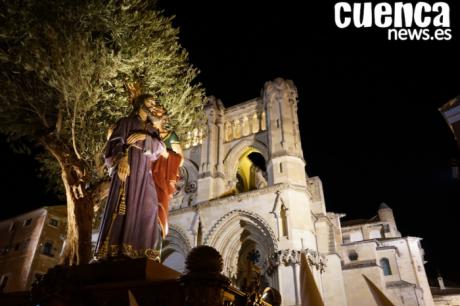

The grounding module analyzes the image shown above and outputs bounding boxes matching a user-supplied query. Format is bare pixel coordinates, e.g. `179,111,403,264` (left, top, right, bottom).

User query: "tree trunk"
60,163,93,266
44,140,94,266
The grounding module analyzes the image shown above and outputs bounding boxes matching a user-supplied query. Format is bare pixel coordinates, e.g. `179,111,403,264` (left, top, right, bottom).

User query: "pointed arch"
380,258,392,276
204,209,278,289
223,139,268,187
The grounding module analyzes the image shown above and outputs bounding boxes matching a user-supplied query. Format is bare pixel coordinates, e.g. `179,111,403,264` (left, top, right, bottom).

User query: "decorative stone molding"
223,111,267,142
263,78,298,108
170,159,199,210
342,259,377,270
264,249,327,275
204,209,277,249
170,182,312,214
203,209,278,285
184,128,205,149
184,181,197,194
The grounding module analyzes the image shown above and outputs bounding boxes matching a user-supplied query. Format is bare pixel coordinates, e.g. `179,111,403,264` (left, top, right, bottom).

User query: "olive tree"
0,0,205,265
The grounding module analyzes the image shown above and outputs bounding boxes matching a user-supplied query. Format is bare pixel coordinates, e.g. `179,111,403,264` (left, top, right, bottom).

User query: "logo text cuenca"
334,2,452,40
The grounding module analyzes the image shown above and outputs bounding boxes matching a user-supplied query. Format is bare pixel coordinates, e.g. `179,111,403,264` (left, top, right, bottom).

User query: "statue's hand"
117,154,130,182
127,133,146,145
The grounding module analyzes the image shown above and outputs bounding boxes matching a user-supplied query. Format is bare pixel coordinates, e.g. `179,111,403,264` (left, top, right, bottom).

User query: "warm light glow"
236,148,265,193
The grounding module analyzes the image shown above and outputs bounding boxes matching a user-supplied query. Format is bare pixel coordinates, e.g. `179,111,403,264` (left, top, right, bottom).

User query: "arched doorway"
205,210,278,291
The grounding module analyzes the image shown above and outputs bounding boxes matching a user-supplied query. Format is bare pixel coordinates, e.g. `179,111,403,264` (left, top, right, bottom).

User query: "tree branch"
25,99,50,129
71,96,82,160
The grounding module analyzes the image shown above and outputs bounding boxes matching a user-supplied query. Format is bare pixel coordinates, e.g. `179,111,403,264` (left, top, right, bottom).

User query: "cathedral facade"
163,78,434,306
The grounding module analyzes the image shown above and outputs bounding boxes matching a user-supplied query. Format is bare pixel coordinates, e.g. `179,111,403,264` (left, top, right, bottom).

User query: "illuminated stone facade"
431,276,460,306
0,206,66,293
163,78,436,306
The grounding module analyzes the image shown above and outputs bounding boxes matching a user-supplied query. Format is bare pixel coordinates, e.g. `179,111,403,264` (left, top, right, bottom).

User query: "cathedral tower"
263,78,307,187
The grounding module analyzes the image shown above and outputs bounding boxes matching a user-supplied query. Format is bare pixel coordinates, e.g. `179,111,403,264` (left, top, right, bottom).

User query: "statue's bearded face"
141,98,167,133
142,97,157,116
153,115,168,136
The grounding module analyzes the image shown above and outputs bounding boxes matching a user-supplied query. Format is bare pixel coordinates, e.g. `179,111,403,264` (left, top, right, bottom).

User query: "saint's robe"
95,115,165,259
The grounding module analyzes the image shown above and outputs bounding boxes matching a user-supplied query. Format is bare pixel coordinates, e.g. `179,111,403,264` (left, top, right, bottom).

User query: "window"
49,218,59,227
24,218,32,226
42,241,54,257
380,258,392,276
383,224,391,233
197,221,203,246
348,250,359,261
280,204,289,238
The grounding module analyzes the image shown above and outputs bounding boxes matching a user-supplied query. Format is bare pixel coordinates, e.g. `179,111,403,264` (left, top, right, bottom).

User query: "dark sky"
1,0,459,282
156,0,460,282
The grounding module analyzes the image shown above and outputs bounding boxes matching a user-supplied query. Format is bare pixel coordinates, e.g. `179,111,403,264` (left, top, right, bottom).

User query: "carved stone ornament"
174,167,188,196
185,181,197,193
265,249,327,275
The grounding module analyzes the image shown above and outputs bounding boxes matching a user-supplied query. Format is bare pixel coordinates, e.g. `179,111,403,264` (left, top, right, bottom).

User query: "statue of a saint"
95,94,181,261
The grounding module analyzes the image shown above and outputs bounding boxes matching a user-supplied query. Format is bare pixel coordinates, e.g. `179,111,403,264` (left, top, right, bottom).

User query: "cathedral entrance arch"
204,210,278,290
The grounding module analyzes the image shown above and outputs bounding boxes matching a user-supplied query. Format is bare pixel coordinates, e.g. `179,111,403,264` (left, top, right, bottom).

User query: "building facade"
0,206,66,293
439,96,460,180
439,96,460,149
431,276,460,306
162,78,436,306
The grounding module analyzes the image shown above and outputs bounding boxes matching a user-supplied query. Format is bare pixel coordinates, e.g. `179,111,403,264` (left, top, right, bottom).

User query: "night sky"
1,1,459,282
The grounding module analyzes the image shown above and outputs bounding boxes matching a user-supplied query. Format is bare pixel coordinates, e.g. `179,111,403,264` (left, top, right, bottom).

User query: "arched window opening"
280,204,289,238
42,241,54,257
242,116,250,136
225,122,233,142
261,111,267,131
380,258,392,276
197,221,203,246
251,113,260,134
233,119,241,139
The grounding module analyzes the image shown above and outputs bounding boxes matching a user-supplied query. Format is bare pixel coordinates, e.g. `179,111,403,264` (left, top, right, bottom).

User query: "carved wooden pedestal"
30,246,253,306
